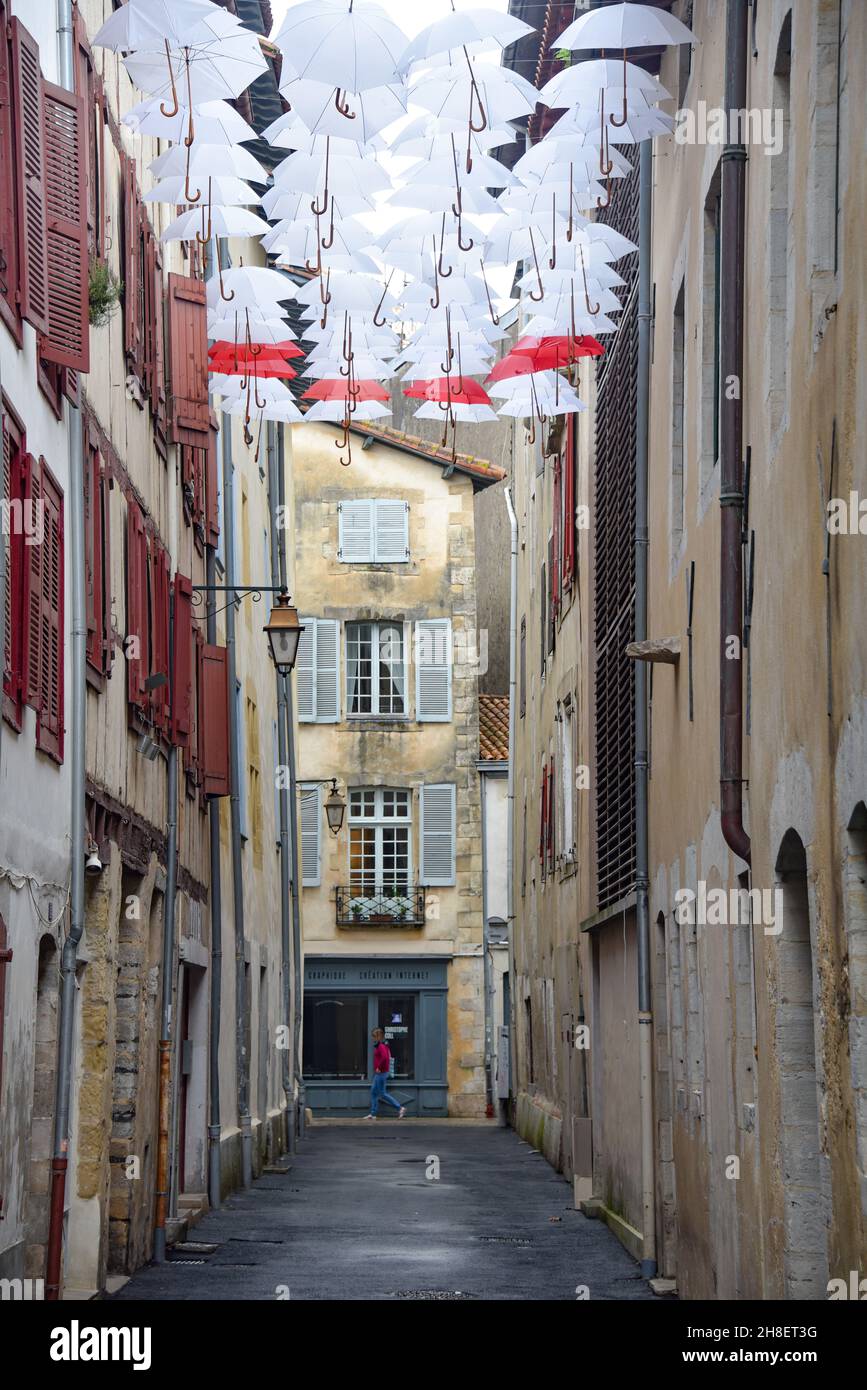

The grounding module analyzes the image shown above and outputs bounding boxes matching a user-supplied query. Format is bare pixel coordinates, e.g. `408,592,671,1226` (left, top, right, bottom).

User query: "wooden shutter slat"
101,467,113,673
205,422,219,546
172,572,193,746
200,643,230,796
373,499,408,562
296,618,315,721
314,617,339,722
420,783,456,886
300,786,321,886
338,499,373,561
416,618,451,722
125,500,147,709
167,273,209,447
10,18,48,335
33,459,64,761
40,80,89,372
2,418,30,721
0,12,20,328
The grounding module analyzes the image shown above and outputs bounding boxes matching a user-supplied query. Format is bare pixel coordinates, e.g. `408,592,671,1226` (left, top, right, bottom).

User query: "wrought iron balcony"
335,884,426,928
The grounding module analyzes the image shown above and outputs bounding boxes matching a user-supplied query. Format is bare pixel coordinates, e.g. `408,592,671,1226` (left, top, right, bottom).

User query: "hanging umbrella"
161,205,270,244
150,141,269,184
271,0,409,98
280,78,407,144
302,379,390,402
399,8,534,71
409,62,539,129
92,0,219,53
413,400,498,424
123,97,258,145
538,58,670,114
209,317,298,344
123,11,268,107
206,267,298,313
144,173,259,206
487,336,604,383
403,377,492,406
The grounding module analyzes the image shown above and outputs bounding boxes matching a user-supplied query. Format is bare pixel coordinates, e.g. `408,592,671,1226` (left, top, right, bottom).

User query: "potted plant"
350,901,364,924
88,259,122,329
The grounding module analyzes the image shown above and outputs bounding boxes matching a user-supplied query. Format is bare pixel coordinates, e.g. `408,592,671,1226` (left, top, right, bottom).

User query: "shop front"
302,957,449,1116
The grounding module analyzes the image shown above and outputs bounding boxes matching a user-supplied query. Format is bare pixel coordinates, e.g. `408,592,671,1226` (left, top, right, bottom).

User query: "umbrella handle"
450,416,458,466
195,182,212,246
479,257,500,327
599,94,613,177
184,52,196,148
610,51,629,128
527,416,536,446
372,271,393,328
306,214,323,275
159,39,179,118
334,88,357,120
320,267,332,311
217,252,234,303
254,410,264,466
528,226,544,302
322,200,336,251
463,47,487,133
438,214,453,278
429,242,441,311
311,138,331,217
549,193,557,270
581,250,600,316
567,165,574,242
183,139,201,204
596,174,612,212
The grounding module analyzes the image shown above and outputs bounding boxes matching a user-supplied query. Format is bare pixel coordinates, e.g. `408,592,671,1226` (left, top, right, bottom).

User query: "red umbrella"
209,360,297,379
302,379,390,401
208,340,304,361
486,335,604,384
403,376,492,405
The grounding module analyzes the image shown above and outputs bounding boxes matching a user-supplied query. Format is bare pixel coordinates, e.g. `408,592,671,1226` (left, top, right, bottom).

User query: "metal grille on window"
594,160,639,911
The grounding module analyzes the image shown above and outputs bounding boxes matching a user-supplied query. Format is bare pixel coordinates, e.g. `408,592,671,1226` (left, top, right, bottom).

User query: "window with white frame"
338,499,409,562
559,701,575,864
349,788,412,897
346,621,406,716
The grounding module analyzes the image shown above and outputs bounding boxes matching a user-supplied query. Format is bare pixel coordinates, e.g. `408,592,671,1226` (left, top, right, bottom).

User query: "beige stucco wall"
291,424,486,1115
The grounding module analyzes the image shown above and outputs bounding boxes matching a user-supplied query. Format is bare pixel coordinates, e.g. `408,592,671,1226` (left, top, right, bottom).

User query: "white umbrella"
389,119,517,157
413,400,498,424
124,11,268,105
399,8,534,71
207,266,298,313
554,2,697,52
92,0,219,53
280,78,407,144
409,63,540,128
304,356,391,380
271,1,408,95
304,399,392,422
538,59,669,112
150,141,269,184
209,317,298,345
546,102,674,145
144,174,259,206
122,96,258,145
262,118,380,157
385,184,500,217
162,205,270,243
295,275,398,315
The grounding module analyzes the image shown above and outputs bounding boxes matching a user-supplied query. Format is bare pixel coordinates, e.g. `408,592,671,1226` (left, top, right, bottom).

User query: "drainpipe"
45,0,85,1300
503,486,518,1122
154,590,179,1261
279,428,305,1145
267,421,294,1151
223,411,253,1187
204,243,222,1210
719,0,751,867
635,139,656,1281
479,770,493,1115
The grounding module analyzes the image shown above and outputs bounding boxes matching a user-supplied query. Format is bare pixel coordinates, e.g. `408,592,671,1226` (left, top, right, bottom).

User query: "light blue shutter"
338,500,374,561
420,784,456,886
314,618,340,721
296,618,316,721
374,500,409,561
415,618,452,722
300,785,321,887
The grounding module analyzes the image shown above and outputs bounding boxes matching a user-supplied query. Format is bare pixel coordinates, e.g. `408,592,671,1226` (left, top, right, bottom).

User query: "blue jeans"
370,1072,401,1115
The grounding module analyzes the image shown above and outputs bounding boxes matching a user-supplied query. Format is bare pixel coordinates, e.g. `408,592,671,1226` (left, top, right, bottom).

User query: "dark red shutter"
0,10,21,329
101,467,113,673
552,458,561,618
10,18,48,335
200,643,230,797
84,440,98,668
31,459,64,762
205,420,220,546
121,153,141,366
172,572,194,746
126,500,147,708
562,415,575,590
150,540,170,730
539,768,547,864
40,80,88,372
2,415,30,725
547,762,555,871
167,273,209,447
188,625,204,782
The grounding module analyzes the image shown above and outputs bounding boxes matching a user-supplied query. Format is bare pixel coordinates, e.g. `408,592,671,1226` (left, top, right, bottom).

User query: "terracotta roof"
479,695,510,762
349,422,507,490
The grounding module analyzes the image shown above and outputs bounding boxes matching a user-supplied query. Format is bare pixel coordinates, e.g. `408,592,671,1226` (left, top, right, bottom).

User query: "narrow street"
111,1122,656,1302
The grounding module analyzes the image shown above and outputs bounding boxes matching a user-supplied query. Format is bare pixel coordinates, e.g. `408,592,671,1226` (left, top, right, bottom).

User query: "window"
296,617,340,722
26,457,65,761
2,405,30,729
559,703,575,864
347,621,405,717
552,463,561,621
415,618,452,722
0,13,48,342
338,499,409,562
562,416,576,592
420,783,456,887
84,432,112,677
671,279,686,553
539,561,547,676
303,993,368,1079
349,788,411,896
125,502,169,733
300,784,321,886
123,156,168,446
379,996,415,1079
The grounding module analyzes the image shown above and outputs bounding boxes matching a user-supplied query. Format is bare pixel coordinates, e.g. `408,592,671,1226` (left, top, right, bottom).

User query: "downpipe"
45,0,84,1301
204,243,222,1209
635,139,656,1281
504,485,519,1124
719,0,751,867
154,590,179,1262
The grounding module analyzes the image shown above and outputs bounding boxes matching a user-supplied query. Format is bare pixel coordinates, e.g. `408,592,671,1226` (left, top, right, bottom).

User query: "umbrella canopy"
123,97,258,145
206,267,297,313
162,206,270,242
399,8,534,71
271,1,408,93
302,379,390,401
150,141,269,183
281,78,407,144
124,11,268,104
413,400,498,424
486,336,604,383
304,399,392,422
93,0,219,53
553,2,697,51
403,377,492,406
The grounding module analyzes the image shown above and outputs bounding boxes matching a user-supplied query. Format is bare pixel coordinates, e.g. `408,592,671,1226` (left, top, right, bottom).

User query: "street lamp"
324,778,346,836
264,591,304,673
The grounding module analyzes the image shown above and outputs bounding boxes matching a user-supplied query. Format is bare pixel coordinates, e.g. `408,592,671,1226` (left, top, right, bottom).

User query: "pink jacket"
374,1042,391,1074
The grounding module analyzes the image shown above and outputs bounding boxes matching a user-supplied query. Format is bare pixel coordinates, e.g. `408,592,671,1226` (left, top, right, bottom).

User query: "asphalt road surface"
111,1120,659,1301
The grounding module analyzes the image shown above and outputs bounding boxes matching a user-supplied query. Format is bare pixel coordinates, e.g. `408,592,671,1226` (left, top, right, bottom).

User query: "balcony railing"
335,884,426,928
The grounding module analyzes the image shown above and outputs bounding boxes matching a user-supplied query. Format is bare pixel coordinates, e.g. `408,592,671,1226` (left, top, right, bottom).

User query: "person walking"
364,1028,405,1119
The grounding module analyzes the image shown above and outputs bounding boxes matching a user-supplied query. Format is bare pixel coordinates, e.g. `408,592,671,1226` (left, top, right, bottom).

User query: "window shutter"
420,783,456,886
539,561,546,673
0,13,20,328
172,572,193,746
31,459,64,761
205,420,219,546
84,442,99,669
188,625,204,783
562,415,575,589
10,18,48,335
2,418,30,723
314,617,339,722
547,534,555,654
167,272,209,447
100,465,113,673
40,81,89,373
539,768,547,864
338,500,373,561
295,617,315,721
374,499,409,561
151,543,170,730
300,785,321,887
547,761,555,871
200,643,230,796
121,153,141,365
416,618,452,722
125,500,147,709
552,460,561,618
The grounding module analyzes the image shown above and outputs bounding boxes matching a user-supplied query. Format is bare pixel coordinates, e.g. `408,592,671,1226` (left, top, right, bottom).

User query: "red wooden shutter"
0,10,20,330
547,761,555,872
188,625,204,781
101,467,112,673
30,459,64,762
200,643,230,797
552,458,561,618
205,421,220,546
167,273,209,447
172,572,194,747
2,416,30,725
10,18,48,335
84,439,99,668
41,81,89,372
150,540,170,730
539,768,547,864
126,500,148,708
562,416,575,590
121,153,141,367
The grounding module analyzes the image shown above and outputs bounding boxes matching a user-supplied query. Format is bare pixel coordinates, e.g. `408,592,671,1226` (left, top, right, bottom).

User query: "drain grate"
167,1258,207,1266
391,1289,476,1301
477,1235,532,1247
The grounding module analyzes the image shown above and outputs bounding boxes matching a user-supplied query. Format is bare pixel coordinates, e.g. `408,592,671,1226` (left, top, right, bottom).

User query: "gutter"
719,0,751,866
503,486,519,1122
45,0,85,1300
205,245,222,1211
